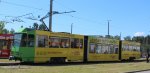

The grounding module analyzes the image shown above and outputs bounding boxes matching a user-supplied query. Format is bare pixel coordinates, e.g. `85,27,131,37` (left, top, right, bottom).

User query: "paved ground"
126,69,150,73
136,71,150,73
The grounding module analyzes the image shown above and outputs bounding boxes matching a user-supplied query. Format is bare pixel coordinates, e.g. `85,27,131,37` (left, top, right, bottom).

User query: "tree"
39,24,46,30
132,36,145,43
114,35,120,40
33,23,39,30
0,21,10,34
98,35,104,38
124,36,131,41
10,28,15,34
0,21,5,34
105,35,113,39
2,29,9,34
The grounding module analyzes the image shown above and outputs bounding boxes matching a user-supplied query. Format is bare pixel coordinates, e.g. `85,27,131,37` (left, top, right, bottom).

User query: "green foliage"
39,24,46,30
104,35,121,40
0,21,15,34
10,28,15,34
2,29,9,34
124,36,131,41
33,23,38,30
114,35,120,40
32,23,47,30
105,35,114,39
0,21,5,34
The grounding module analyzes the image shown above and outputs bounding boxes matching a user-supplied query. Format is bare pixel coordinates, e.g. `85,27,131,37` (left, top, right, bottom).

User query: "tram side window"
71,38,80,48
2,40,7,49
108,45,111,53
96,44,102,54
103,45,109,54
20,34,27,47
101,45,105,54
100,44,108,54
89,43,96,53
110,45,114,54
137,46,140,52
80,39,83,49
114,45,119,54
133,46,136,51
129,46,133,51
49,37,60,48
28,35,34,47
7,40,11,49
37,35,48,47
0,40,3,50
124,45,129,51
60,38,70,48
122,45,125,51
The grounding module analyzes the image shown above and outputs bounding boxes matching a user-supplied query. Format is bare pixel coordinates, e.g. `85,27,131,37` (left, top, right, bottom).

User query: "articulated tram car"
10,28,141,63
121,41,141,60
84,36,120,62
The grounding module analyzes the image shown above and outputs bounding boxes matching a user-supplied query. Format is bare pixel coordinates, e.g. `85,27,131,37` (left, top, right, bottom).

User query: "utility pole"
107,20,111,38
120,32,122,40
49,0,53,32
71,23,73,34
146,34,150,63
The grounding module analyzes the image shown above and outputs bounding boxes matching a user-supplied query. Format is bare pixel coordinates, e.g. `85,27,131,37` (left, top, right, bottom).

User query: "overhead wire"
0,0,48,19
0,0,48,11
0,0,103,26
0,0,47,23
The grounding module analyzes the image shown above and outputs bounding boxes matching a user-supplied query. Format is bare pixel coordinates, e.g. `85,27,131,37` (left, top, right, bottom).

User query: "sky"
0,0,150,38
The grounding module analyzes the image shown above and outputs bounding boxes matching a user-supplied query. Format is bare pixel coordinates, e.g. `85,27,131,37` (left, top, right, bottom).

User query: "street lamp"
107,20,111,38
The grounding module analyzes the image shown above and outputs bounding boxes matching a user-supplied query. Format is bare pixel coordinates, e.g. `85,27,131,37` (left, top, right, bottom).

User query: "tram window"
71,38,80,48
104,45,109,54
108,45,111,54
80,39,83,49
110,45,114,54
7,39,11,49
125,45,129,51
115,47,118,54
101,45,105,54
37,35,48,47
0,39,9,50
20,34,27,47
89,43,96,53
114,45,119,54
28,35,34,47
137,46,140,52
133,46,136,51
122,45,126,51
96,44,102,54
60,38,70,48
0,40,3,50
49,37,60,48
3,41,7,46
129,46,132,51
123,45,127,51
3,40,7,49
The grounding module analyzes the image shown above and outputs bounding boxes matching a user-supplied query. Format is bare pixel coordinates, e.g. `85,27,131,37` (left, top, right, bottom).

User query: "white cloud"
134,32,145,36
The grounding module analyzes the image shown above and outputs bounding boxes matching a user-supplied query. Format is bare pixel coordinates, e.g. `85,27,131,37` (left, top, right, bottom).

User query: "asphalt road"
136,71,150,73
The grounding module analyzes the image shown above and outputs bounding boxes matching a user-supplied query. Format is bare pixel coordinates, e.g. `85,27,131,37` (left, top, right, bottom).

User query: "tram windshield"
13,33,34,47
